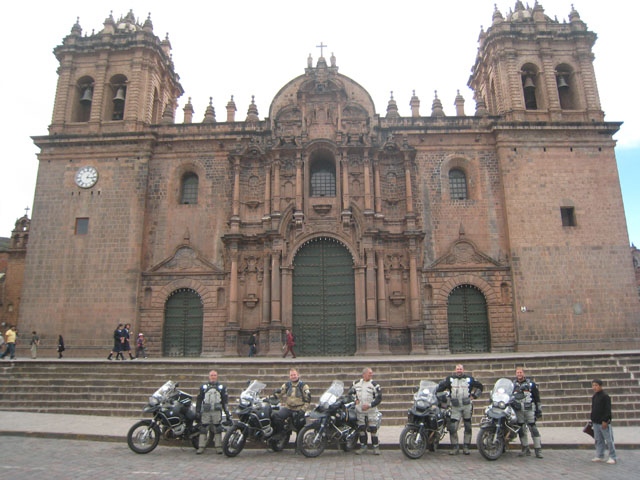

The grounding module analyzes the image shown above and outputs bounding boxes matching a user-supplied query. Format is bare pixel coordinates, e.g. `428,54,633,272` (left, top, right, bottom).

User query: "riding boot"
355,445,367,455
214,433,223,454
519,446,531,457
463,444,470,455
535,448,543,459
449,443,459,455
196,433,207,454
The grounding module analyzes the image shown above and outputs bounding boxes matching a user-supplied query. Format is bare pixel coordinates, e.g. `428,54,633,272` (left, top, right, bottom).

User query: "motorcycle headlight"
239,399,250,407
416,400,427,410
493,401,506,409
148,396,159,406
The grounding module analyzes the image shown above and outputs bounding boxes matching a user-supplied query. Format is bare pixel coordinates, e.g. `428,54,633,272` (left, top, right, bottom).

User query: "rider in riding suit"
437,364,483,455
273,368,310,434
195,370,230,454
349,367,382,455
513,367,543,458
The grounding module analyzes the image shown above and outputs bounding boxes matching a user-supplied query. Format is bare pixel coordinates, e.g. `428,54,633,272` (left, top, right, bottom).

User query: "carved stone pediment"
430,239,501,268
150,245,222,273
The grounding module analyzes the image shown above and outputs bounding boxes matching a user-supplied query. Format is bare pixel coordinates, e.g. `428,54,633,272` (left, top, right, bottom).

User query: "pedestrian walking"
30,331,40,359
282,329,296,358
107,324,124,360
0,326,17,360
123,323,135,360
590,379,617,465
57,334,65,358
247,332,257,357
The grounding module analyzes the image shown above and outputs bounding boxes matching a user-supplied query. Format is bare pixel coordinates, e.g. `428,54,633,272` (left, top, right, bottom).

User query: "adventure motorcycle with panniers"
399,380,450,459
296,380,360,457
476,378,522,460
222,380,305,457
127,381,207,454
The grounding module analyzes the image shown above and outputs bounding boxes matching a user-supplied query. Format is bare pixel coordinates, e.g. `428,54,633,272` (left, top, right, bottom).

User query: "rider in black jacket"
195,370,230,454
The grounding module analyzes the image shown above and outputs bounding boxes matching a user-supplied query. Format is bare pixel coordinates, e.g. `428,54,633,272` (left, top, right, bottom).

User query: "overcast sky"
1,0,638,246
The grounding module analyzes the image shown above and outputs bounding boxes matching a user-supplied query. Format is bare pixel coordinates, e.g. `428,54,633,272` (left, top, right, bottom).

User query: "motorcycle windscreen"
240,380,267,401
491,378,514,404
151,381,177,402
318,380,344,407
414,380,438,404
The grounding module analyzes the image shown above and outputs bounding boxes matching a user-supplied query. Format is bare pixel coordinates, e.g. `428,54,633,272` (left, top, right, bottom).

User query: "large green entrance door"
447,285,490,353
293,238,356,356
163,288,203,357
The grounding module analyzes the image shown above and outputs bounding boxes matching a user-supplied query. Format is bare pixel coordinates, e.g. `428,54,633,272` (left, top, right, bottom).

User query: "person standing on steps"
195,370,230,455
30,331,40,359
247,332,257,357
437,364,483,455
0,326,17,360
590,379,617,465
350,367,382,455
513,366,543,458
135,333,148,359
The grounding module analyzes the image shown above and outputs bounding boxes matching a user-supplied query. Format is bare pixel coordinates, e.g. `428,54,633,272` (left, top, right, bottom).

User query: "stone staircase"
1,352,639,427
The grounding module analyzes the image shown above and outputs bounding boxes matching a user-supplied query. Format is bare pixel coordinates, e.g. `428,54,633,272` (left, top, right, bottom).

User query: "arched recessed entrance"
292,238,356,355
447,285,490,353
163,288,203,357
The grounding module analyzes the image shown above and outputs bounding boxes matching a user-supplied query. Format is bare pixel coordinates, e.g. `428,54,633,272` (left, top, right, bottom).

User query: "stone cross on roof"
316,42,327,57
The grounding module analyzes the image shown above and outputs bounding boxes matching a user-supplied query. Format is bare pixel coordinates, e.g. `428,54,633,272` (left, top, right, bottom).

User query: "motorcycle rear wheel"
297,424,327,458
127,420,160,454
222,424,247,457
399,425,426,459
268,432,291,452
477,427,504,461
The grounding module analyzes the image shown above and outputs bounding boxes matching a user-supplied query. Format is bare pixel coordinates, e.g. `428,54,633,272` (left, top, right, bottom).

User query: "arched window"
521,64,540,110
449,169,468,200
105,74,127,121
310,158,336,197
73,76,94,122
181,173,199,204
556,64,579,110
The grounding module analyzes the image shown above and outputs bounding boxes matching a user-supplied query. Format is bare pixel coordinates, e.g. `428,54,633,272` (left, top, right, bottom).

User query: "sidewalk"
0,411,638,449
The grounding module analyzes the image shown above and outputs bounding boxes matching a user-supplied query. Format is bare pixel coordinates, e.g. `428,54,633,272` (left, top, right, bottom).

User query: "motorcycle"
296,380,360,457
127,380,203,454
399,380,450,459
476,378,521,460
222,379,305,457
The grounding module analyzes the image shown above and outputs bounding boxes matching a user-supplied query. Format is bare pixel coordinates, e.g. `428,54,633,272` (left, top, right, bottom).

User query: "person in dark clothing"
247,332,257,357
107,324,124,360
122,323,135,360
590,379,616,464
57,335,65,359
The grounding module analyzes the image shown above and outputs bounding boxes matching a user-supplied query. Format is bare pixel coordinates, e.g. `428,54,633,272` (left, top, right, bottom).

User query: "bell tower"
50,11,183,134
468,2,603,122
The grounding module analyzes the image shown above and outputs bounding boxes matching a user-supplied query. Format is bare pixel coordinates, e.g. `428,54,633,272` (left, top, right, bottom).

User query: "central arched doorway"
447,285,490,353
292,238,356,355
163,288,203,357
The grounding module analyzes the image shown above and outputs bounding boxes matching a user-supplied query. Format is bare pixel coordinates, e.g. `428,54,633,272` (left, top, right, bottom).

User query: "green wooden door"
293,239,356,356
447,285,490,353
163,289,203,357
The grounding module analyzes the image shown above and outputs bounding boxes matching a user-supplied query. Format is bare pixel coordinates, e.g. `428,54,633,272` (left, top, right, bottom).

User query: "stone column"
408,250,425,353
261,254,271,326
263,166,271,217
374,162,382,215
365,249,377,323
230,158,241,233
342,154,350,211
377,250,391,354
229,252,239,326
363,156,373,214
271,251,281,324
404,154,414,215
295,156,303,212
273,160,281,213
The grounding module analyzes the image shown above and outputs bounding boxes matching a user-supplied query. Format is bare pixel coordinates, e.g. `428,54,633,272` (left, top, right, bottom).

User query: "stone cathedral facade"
18,3,640,356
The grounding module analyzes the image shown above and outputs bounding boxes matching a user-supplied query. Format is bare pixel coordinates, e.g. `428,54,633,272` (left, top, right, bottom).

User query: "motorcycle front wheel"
399,425,426,459
127,420,160,454
222,424,247,457
268,432,291,452
297,424,327,458
477,427,504,461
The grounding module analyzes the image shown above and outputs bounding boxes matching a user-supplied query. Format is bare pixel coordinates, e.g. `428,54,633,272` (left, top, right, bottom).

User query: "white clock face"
75,166,98,188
